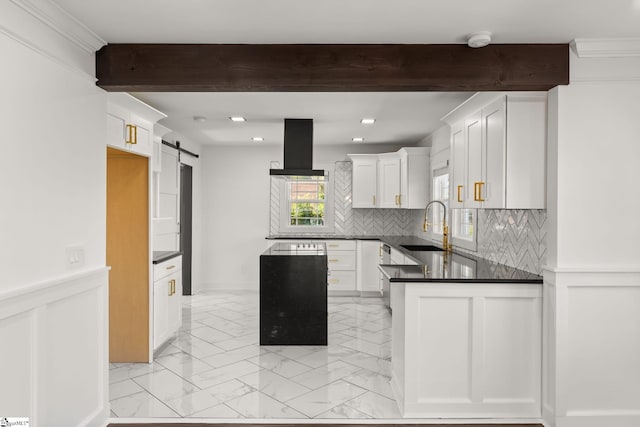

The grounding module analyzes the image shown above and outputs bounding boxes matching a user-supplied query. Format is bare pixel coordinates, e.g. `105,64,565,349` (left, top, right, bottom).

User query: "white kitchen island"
381,256,543,419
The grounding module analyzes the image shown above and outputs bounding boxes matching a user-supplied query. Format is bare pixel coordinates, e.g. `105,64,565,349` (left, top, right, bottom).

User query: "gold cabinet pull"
329,278,339,284
474,182,485,202
328,244,339,248
166,265,176,270
132,125,137,144
372,195,376,206
125,124,133,144
398,194,401,206
457,185,463,203
328,258,339,263
168,280,172,296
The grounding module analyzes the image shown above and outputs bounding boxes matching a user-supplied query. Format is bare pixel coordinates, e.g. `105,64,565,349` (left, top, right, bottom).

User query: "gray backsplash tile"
271,160,546,274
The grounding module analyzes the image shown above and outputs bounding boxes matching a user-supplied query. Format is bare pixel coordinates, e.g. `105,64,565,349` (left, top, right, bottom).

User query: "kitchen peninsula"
270,235,543,419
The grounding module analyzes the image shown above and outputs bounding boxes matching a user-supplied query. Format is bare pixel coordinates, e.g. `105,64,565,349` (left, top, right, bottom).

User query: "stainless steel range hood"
269,118,324,177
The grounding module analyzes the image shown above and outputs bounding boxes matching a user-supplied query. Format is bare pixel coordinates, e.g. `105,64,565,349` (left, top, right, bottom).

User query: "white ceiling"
132,92,472,146
55,0,640,147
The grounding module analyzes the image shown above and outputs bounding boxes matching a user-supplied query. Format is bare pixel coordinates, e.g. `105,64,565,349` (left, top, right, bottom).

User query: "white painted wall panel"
0,313,31,417
567,285,640,412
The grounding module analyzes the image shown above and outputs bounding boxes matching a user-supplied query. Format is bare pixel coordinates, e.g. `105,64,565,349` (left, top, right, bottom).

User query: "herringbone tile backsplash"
411,208,547,274
270,160,546,274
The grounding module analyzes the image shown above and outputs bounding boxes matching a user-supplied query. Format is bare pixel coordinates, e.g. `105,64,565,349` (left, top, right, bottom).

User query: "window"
288,176,326,226
430,167,449,236
451,208,477,251
278,174,334,232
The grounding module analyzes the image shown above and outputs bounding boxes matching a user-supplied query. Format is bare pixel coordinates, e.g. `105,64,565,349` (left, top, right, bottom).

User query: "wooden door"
107,147,149,362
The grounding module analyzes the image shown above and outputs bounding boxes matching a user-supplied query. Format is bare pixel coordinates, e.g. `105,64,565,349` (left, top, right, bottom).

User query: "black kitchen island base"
259,242,328,345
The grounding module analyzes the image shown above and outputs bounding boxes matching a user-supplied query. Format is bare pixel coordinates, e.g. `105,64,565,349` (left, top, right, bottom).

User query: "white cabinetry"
350,155,378,208
357,240,382,294
322,240,357,294
444,92,547,209
107,93,167,157
377,153,401,208
399,148,430,209
153,145,180,251
391,281,542,418
390,247,406,265
349,147,430,209
153,256,182,350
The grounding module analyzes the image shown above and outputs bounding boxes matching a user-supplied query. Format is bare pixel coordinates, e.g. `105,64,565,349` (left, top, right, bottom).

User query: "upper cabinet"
350,155,378,208
348,147,430,209
443,92,547,210
106,93,167,157
398,147,430,209
377,153,401,208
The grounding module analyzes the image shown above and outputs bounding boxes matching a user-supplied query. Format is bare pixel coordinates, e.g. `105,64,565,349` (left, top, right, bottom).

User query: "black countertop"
152,251,183,264
262,242,327,256
267,234,542,284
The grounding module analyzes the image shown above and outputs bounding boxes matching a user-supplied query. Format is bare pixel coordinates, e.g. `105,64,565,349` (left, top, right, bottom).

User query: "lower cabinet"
153,256,182,351
357,240,383,294
318,240,357,294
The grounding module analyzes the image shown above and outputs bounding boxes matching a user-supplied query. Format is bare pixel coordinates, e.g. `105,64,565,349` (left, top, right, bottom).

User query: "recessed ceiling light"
252,137,264,142
230,116,246,122
193,116,207,122
361,118,376,124
352,137,365,142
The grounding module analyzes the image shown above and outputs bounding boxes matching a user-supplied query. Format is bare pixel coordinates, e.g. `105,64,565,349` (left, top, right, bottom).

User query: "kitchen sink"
401,244,444,251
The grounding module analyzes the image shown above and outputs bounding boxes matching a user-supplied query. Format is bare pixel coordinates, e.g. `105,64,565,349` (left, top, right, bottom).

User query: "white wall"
0,4,109,426
543,47,640,427
199,142,406,289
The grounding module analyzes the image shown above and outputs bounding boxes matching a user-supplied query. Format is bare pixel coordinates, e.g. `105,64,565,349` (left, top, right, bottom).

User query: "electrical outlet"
66,245,85,268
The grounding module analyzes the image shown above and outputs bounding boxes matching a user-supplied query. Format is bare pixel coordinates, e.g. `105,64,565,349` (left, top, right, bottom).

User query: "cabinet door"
128,115,152,157
450,123,466,208
357,240,382,292
107,111,127,151
352,159,378,208
167,273,182,336
153,278,170,349
482,97,506,209
465,112,483,209
378,156,401,208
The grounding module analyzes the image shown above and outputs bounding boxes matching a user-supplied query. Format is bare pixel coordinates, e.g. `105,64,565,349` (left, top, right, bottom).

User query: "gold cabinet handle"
133,125,137,144
328,258,339,263
372,195,376,206
379,246,382,257
329,278,339,284
457,185,463,203
474,182,485,202
168,280,172,296
166,265,176,270
328,244,339,248
125,124,133,144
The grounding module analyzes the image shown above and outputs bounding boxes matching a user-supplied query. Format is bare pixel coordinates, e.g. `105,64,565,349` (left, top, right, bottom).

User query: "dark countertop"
261,242,327,256
152,251,183,264
267,234,542,284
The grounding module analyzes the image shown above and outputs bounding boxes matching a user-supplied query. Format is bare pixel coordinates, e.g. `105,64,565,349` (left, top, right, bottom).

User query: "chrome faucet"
423,200,452,252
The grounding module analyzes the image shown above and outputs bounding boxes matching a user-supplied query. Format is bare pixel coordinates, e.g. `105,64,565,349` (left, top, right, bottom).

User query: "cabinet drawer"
327,270,356,291
327,253,356,270
154,256,182,281
324,240,356,251
390,249,405,265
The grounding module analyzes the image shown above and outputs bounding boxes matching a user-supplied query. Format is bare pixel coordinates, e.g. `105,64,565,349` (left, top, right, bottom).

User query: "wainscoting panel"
544,269,640,427
0,268,110,427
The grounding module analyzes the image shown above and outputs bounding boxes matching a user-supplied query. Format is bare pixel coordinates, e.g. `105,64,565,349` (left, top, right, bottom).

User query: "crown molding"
10,0,105,54
571,38,640,58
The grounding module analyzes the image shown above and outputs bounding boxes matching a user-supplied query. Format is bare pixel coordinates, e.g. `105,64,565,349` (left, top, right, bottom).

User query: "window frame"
278,173,334,233
450,208,478,251
426,166,449,241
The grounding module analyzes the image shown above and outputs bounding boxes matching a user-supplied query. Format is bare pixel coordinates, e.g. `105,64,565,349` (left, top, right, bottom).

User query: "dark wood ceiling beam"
96,44,569,92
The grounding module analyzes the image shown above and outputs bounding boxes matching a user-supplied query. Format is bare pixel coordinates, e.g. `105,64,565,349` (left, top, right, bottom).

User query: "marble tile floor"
109,290,399,419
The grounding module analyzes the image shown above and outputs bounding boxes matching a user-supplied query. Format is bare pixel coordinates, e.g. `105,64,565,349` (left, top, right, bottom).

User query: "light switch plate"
66,245,85,268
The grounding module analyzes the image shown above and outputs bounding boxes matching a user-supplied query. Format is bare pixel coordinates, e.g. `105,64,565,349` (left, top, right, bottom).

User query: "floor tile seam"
114,366,167,384
339,375,394,401
108,378,145,402
131,368,205,399
156,348,218,370
115,388,182,418
225,389,310,419
180,331,227,351
288,378,370,418
233,368,312,400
